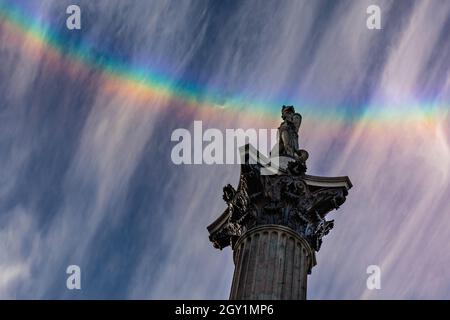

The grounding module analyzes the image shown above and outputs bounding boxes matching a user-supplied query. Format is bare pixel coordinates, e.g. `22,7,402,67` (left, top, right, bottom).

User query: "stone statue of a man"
278,105,304,159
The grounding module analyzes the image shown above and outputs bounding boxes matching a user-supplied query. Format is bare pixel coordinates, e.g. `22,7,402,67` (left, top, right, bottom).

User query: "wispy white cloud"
1,0,449,300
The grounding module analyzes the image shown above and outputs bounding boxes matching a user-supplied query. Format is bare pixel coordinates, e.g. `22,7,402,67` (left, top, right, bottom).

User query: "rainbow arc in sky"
0,1,447,128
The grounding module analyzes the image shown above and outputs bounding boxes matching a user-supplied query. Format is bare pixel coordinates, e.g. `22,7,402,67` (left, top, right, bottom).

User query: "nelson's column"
207,105,352,300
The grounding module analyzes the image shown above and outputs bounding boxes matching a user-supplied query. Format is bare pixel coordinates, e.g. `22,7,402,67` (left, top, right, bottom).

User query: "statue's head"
223,184,236,202
281,105,295,120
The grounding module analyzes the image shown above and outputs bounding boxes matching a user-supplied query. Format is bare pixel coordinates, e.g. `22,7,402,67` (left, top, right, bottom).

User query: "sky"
0,0,449,299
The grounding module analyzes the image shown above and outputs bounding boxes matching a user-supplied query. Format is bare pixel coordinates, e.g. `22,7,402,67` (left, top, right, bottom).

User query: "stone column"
207,143,352,300
229,225,314,300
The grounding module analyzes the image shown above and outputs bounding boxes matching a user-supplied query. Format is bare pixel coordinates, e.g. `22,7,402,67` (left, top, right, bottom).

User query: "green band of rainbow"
0,1,448,126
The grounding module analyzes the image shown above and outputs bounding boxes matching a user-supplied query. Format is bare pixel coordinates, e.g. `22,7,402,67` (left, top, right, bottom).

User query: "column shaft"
229,225,314,300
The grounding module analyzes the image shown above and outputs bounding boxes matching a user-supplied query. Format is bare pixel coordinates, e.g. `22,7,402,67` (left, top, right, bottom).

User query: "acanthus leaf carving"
209,163,348,252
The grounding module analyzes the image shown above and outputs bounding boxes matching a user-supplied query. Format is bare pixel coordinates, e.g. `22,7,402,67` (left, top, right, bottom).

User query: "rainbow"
0,0,447,128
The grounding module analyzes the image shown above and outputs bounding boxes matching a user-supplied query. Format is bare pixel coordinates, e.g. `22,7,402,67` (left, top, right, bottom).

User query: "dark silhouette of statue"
276,105,309,174
278,105,300,157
